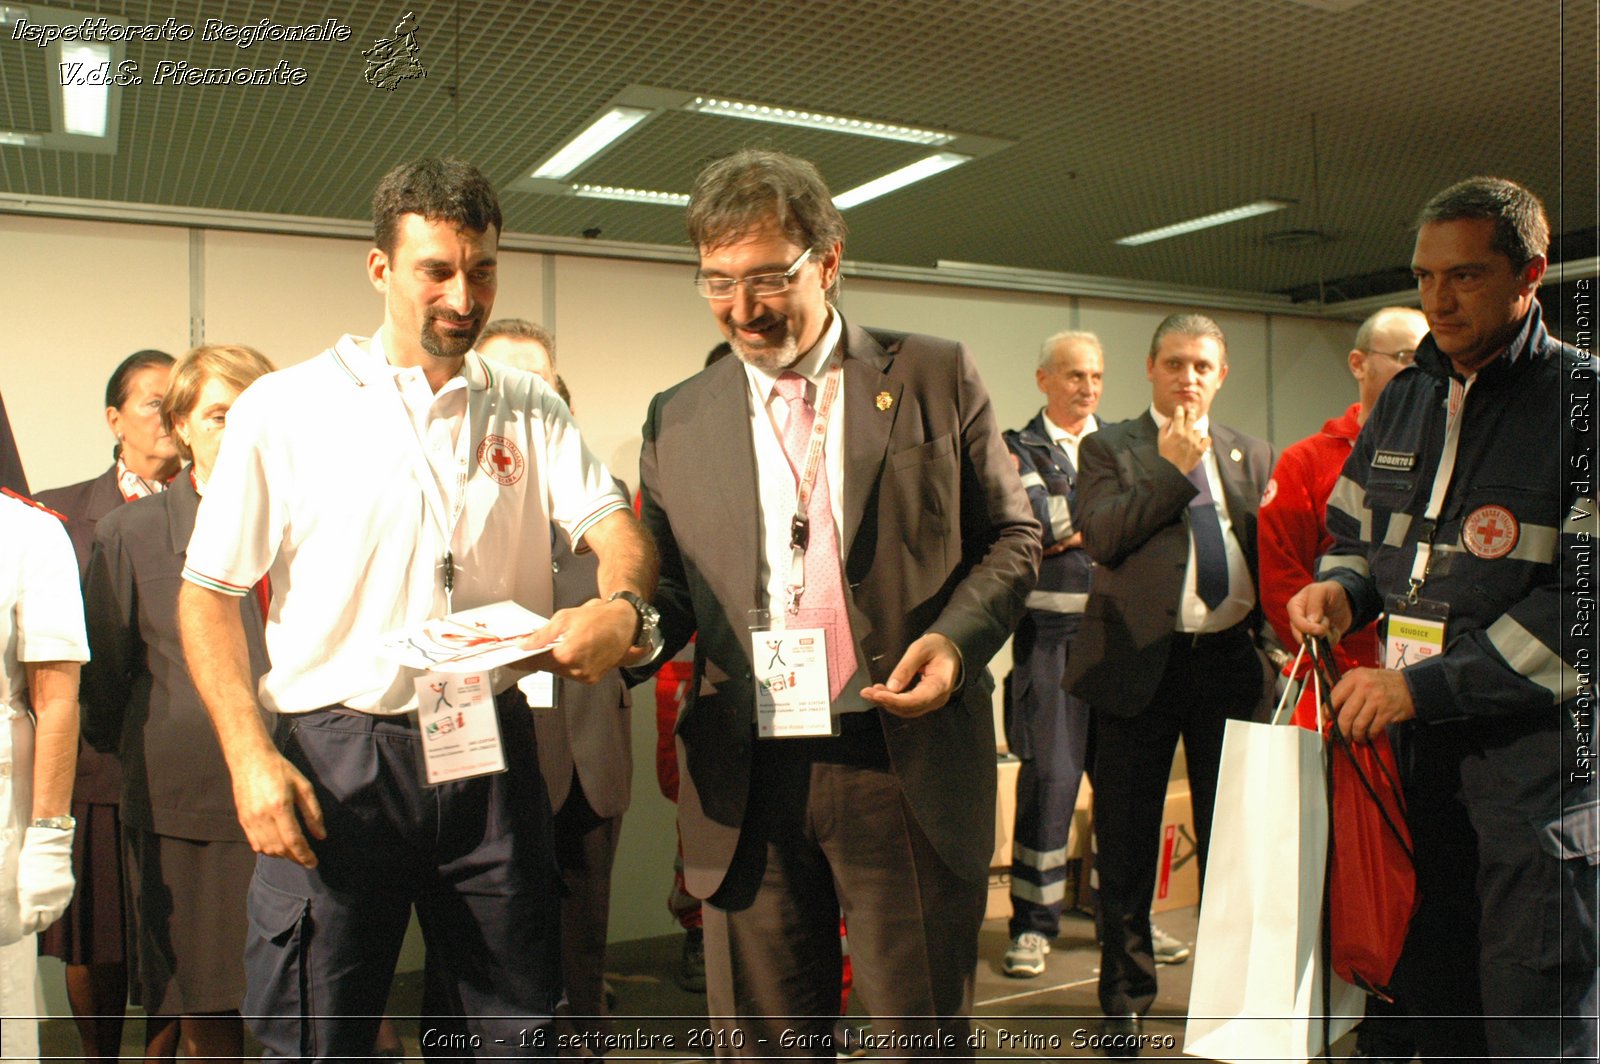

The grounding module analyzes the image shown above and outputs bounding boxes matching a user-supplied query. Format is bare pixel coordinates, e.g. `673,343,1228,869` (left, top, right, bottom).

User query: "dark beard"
422,312,480,359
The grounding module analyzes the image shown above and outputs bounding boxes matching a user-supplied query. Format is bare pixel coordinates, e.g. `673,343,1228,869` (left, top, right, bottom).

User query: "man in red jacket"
1258,306,1427,668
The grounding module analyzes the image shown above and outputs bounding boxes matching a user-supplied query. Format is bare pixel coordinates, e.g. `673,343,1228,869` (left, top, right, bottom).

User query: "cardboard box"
985,871,1011,921
990,755,1021,870
1075,779,1200,914
1152,781,1200,913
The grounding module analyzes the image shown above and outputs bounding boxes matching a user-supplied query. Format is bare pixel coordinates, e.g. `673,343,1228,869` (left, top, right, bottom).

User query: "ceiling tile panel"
0,0,1588,297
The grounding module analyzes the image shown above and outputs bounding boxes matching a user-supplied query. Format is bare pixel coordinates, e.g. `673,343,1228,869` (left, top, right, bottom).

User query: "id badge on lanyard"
1381,375,1468,671
1381,595,1449,670
414,671,507,785
749,609,834,738
750,356,844,739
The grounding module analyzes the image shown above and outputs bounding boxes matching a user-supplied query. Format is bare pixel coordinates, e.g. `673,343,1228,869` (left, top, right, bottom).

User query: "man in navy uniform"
1292,175,1596,1061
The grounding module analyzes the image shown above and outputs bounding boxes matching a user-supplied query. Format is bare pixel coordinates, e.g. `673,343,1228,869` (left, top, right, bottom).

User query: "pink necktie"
775,371,855,701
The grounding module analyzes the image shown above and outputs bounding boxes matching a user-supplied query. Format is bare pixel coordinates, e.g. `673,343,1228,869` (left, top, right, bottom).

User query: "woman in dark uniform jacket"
37,349,178,1061
81,344,275,1063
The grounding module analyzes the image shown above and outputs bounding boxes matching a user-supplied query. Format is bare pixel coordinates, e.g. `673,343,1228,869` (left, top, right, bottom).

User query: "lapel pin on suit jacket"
1229,447,1243,462
875,391,893,411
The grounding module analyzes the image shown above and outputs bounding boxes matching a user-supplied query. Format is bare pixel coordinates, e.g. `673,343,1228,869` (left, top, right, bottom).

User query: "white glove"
17,825,75,935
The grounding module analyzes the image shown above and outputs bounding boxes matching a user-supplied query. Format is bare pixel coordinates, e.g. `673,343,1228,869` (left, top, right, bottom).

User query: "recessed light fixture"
572,184,691,207
0,131,43,147
832,152,972,210
530,105,653,180
512,87,1009,211
682,96,955,146
1115,199,1294,246
59,42,113,137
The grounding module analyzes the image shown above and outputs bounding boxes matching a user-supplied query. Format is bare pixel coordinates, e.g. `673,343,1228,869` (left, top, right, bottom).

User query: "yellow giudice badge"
874,391,893,411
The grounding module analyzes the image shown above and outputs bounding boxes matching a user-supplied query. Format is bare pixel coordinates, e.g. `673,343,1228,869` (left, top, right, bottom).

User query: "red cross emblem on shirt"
1462,504,1518,560
476,435,524,486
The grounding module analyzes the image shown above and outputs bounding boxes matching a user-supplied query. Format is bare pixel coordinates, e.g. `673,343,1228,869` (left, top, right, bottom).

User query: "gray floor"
37,905,1360,1060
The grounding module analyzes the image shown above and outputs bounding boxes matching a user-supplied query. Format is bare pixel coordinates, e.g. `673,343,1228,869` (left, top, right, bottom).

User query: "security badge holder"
1381,584,1448,671
748,357,844,739
749,603,836,739
382,599,564,787
414,671,507,786
1378,373,1468,673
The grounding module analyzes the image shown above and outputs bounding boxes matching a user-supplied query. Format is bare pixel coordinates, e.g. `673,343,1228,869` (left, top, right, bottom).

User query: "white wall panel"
1268,314,1365,447
842,278,1076,434
550,254,718,494
203,231,376,367
1,216,190,491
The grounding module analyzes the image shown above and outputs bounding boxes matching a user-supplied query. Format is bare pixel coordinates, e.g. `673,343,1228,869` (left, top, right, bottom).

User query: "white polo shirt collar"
328,328,492,393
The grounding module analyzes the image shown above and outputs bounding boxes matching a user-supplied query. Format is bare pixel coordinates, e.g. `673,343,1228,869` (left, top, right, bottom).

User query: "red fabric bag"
1292,641,1418,997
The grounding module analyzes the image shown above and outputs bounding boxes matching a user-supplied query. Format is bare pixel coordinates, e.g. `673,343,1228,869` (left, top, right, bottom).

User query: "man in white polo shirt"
178,158,658,1060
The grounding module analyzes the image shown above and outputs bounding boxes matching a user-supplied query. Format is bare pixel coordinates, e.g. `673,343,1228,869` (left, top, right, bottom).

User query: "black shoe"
676,927,706,993
1098,1014,1142,1060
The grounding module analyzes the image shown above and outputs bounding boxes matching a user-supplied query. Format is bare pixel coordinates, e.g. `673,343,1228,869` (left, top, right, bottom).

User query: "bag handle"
1269,640,1312,726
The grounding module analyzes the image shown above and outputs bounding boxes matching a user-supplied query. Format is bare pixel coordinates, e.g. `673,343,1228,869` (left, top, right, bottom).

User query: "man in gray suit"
638,149,1039,1056
1063,314,1274,1057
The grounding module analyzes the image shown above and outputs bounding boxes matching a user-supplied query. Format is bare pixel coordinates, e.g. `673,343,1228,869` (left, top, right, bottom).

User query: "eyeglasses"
1364,347,1417,366
693,247,813,300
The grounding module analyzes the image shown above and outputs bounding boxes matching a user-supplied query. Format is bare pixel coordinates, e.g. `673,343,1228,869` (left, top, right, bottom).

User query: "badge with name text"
1372,450,1417,472
751,625,833,738
1381,595,1449,671
414,671,506,785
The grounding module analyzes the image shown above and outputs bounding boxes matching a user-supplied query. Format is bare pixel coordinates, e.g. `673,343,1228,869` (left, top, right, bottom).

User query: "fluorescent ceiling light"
531,106,652,180
0,131,43,147
59,42,112,137
573,183,690,207
1115,199,1294,246
684,96,954,146
832,152,971,210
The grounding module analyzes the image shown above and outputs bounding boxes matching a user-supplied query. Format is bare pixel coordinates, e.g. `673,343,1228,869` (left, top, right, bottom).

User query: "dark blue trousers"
1006,611,1091,939
244,696,560,1062
1393,723,1598,1062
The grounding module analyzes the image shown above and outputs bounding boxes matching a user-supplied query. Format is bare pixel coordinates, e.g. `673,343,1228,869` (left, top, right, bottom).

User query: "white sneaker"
1003,931,1050,977
1151,923,1191,965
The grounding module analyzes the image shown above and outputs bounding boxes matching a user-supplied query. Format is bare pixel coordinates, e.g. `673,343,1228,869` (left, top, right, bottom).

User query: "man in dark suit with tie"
1063,313,1274,1056
638,148,1040,1057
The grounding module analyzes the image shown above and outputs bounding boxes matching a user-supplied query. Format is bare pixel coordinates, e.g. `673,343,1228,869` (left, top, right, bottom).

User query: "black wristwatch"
608,590,660,648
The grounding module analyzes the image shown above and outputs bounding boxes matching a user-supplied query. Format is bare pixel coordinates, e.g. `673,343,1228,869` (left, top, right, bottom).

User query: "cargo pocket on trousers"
245,873,315,1059
1537,799,1600,866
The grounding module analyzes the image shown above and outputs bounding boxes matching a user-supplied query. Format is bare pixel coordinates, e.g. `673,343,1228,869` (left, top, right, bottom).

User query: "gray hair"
1416,176,1549,270
1148,313,1227,362
1038,330,1103,369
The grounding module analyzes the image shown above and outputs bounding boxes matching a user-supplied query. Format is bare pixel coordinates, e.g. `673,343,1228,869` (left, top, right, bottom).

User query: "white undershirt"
1148,405,1254,633
1042,411,1098,471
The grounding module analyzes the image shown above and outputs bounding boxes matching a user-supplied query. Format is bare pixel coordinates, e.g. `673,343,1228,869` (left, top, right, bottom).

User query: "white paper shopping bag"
1182,712,1365,1063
